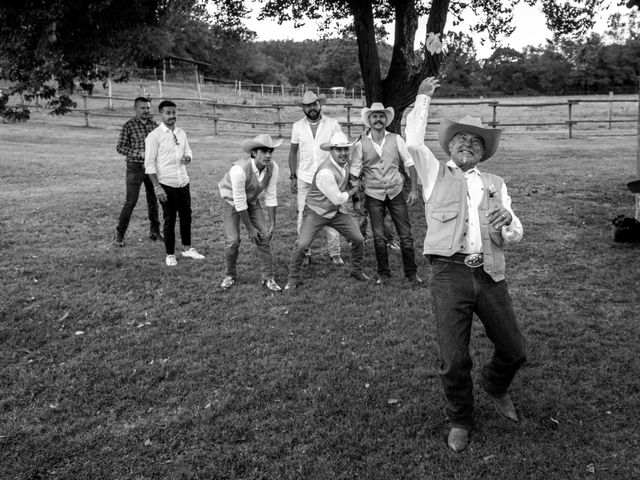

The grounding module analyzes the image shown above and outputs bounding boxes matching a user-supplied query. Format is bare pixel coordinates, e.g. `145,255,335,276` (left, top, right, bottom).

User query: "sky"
242,2,628,58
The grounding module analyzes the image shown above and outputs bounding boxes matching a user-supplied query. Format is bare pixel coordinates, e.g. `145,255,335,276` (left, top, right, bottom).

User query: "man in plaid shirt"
113,97,162,246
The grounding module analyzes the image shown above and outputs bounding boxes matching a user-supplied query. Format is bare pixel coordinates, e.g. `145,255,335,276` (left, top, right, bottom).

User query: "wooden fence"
74,93,639,139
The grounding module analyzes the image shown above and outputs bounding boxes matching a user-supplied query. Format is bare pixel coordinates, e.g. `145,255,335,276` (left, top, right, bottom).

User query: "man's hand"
180,155,191,165
248,227,262,243
154,186,167,203
486,206,512,230
406,189,420,206
418,76,440,97
347,186,359,199
291,178,298,194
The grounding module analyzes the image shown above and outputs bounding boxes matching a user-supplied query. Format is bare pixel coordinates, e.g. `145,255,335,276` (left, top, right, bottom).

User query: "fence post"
491,101,498,127
107,78,113,110
83,95,89,127
480,96,484,122
195,66,202,104
261,84,264,101
277,105,283,138
281,84,285,101
608,91,613,130
346,105,352,138
212,102,218,136
158,80,163,99
568,100,579,138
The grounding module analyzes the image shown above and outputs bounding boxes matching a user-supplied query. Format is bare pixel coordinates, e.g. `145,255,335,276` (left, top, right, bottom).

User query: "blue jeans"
288,208,364,282
116,162,160,235
365,193,417,278
429,257,527,429
159,183,191,255
222,201,274,281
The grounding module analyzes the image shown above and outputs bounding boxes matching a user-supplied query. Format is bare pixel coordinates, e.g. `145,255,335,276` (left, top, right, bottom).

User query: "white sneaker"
165,254,177,266
182,247,205,259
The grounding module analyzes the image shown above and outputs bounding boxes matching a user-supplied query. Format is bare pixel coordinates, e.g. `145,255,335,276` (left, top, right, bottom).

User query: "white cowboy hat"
320,132,354,151
361,102,394,128
438,116,502,162
298,90,327,106
241,134,283,154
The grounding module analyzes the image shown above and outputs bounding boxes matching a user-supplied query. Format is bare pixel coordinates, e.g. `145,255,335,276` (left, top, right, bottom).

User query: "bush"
0,92,30,122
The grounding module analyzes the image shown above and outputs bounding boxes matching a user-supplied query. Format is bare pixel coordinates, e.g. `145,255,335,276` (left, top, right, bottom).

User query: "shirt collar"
329,156,347,173
251,157,266,176
366,130,389,140
447,159,482,176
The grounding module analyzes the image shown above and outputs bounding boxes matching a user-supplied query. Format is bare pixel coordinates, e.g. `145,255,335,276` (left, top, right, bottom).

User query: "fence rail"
67,93,638,139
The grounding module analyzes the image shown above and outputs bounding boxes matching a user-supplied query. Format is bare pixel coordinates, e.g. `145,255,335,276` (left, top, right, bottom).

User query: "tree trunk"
350,0,383,106
351,0,450,133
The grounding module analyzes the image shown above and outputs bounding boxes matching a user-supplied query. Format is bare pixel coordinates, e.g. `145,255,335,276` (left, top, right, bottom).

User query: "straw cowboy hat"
438,116,502,162
361,102,394,128
320,132,354,151
298,90,327,106
241,133,283,154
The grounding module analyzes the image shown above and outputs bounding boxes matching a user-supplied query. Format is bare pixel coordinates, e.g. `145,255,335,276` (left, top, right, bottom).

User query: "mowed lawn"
1,111,639,480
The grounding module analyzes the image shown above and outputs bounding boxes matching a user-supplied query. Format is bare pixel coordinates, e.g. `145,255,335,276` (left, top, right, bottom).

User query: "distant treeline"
136,11,639,98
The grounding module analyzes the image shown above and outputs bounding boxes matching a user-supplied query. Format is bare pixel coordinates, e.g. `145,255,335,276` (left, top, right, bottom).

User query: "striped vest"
218,157,273,207
424,163,507,281
306,158,349,218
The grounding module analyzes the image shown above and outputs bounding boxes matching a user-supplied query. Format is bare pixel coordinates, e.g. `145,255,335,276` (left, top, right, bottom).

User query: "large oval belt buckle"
464,253,484,268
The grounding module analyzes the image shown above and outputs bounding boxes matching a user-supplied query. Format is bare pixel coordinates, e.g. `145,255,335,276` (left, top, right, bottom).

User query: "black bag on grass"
612,215,640,243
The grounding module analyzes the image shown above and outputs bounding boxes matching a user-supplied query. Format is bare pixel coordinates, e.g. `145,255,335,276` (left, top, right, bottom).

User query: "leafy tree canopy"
0,0,252,114
217,0,630,131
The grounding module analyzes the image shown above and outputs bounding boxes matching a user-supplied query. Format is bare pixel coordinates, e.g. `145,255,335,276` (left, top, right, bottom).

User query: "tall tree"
216,0,612,132
0,0,235,114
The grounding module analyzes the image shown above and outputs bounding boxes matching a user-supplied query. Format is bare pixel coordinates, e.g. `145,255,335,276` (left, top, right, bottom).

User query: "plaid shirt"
116,116,158,163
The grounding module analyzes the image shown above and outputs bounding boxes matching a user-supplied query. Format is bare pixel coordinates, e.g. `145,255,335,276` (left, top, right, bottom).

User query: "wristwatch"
289,174,297,180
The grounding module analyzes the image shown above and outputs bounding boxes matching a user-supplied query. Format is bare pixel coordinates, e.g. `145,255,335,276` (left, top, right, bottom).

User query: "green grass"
1,111,640,479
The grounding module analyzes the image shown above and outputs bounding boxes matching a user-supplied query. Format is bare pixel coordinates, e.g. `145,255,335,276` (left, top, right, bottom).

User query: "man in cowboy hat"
406,77,526,453
288,90,345,265
285,132,370,290
351,102,422,285
218,134,283,291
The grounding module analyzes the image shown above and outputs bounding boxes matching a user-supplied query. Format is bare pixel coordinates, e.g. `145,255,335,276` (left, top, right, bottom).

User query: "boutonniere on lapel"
488,184,497,198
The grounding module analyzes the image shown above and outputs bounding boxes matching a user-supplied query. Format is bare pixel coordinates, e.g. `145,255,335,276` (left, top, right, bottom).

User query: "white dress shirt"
406,94,523,253
291,116,342,183
144,123,192,188
315,158,351,208
228,158,279,212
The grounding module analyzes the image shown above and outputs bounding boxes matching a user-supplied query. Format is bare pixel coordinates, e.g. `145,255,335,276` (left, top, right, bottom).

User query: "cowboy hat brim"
297,94,327,107
361,106,394,128
241,137,283,154
438,119,502,161
320,140,355,151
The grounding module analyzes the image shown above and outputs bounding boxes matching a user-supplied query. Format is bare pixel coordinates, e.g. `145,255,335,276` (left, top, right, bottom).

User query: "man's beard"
305,110,320,121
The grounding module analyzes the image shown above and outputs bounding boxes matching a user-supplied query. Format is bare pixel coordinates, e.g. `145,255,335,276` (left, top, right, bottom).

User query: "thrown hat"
438,116,502,162
241,134,283,154
298,90,327,106
320,132,354,151
361,102,394,128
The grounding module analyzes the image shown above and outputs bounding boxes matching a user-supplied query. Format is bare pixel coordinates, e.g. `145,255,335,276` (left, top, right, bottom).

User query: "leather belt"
430,253,484,268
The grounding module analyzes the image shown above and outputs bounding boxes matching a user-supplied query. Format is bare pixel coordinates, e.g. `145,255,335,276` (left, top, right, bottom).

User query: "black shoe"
376,275,391,285
407,274,423,285
113,231,125,247
149,230,164,241
350,272,371,282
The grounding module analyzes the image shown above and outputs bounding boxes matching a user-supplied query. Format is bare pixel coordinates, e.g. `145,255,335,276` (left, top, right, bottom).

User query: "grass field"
1,107,640,479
